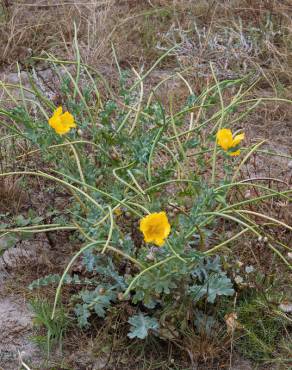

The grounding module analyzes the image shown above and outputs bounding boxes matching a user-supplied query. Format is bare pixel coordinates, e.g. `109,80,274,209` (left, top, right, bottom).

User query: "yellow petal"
54,106,63,117
48,108,76,135
139,215,151,234
114,208,122,217
216,129,233,151
162,222,171,238
228,150,240,157
48,115,61,129
54,124,71,135
139,212,171,247
60,111,76,128
154,238,165,247
232,133,245,147
48,107,62,129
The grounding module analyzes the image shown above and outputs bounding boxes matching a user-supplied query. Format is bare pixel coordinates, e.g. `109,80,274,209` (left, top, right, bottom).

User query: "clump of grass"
236,292,292,365
30,298,70,357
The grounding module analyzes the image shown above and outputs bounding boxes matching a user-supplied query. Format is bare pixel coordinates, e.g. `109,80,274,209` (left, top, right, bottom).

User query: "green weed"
29,299,70,357
0,36,291,366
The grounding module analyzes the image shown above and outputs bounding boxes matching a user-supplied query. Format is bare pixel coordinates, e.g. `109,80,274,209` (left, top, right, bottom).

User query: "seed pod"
263,236,268,243
77,129,83,137
257,236,263,242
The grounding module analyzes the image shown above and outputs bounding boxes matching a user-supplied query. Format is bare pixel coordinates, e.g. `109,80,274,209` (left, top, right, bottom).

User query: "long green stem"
113,162,145,199
51,241,100,319
166,240,187,263
0,170,104,212
101,206,114,254
229,209,292,232
147,126,164,182
232,140,266,182
210,62,225,184
204,228,249,255
129,45,178,92
66,139,86,185
52,169,142,217
170,97,187,163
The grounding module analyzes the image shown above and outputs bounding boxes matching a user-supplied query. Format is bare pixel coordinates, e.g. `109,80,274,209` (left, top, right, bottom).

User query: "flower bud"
110,151,119,161
99,287,105,294
236,260,244,268
244,190,251,199
124,211,131,219
235,275,244,284
118,292,124,301
96,174,103,185
146,252,155,261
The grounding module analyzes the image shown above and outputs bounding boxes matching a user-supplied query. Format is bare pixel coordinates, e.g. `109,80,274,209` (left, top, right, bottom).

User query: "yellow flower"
48,106,76,135
114,208,123,217
139,211,171,247
216,128,244,156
